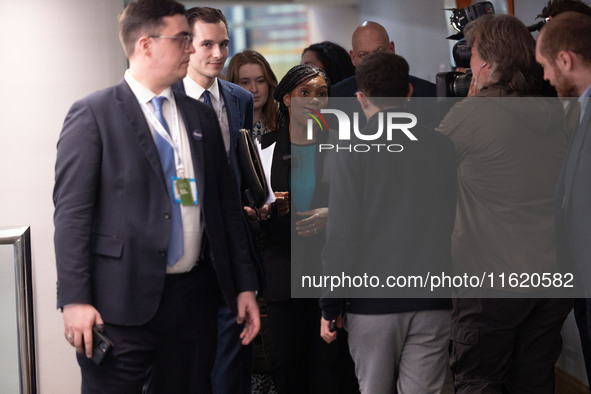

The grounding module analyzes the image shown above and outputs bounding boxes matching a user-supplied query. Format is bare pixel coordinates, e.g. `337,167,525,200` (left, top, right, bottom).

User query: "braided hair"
273,64,330,129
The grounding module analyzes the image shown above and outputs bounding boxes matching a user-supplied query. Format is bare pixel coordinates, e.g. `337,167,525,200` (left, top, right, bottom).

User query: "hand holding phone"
90,324,114,365
329,319,337,333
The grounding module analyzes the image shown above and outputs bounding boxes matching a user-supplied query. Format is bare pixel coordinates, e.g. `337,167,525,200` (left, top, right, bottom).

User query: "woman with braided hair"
258,65,358,394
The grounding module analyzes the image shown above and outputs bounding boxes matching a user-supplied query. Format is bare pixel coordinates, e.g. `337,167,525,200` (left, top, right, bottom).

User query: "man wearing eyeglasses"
332,21,436,100
330,21,439,129
53,0,260,392
171,7,261,394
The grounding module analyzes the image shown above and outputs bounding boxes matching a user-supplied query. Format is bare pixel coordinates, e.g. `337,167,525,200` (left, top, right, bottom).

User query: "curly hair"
538,0,591,19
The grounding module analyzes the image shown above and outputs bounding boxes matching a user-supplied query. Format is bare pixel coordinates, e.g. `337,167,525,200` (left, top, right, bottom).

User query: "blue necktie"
151,96,183,266
202,90,213,107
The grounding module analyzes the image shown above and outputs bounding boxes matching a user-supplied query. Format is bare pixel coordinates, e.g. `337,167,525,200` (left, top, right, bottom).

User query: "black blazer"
173,78,266,293
260,125,334,301
556,100,591,296
54,80,259,325
330,74,440,127
330,74,437,98
320,111,456,319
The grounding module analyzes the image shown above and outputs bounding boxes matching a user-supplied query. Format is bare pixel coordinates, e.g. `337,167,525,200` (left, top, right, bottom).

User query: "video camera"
436,0,572,97
436,2,495,97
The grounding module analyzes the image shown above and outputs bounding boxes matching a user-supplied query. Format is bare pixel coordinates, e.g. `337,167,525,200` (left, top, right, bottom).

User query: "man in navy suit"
171,7,258,394
172,7,253,179
536,11,591,387
54,1,259,392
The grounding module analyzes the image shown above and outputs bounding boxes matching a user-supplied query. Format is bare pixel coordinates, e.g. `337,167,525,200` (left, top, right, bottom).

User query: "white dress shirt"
125,70,202,274
183,76,231,156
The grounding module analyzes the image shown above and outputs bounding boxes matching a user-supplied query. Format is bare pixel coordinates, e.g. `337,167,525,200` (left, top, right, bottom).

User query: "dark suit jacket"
173,77,266,290
172,78,254,179
54,80,259,325
320,111,456,319
260,125,335,301
557,100,591,296
173,77,266,296
330,74,440,127
330,74,437,98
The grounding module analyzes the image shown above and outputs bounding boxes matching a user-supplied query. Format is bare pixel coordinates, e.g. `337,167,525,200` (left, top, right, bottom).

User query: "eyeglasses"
149,34,193,50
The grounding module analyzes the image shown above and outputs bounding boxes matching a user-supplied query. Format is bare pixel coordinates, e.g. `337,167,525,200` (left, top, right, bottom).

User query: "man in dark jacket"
320,52,457,394
537,10,591,389
54,1,260,392
331,21,438,127
331,21,435,99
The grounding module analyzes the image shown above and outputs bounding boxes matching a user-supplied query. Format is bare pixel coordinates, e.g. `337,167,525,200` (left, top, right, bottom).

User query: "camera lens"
451,72,472,97
436,71,473,97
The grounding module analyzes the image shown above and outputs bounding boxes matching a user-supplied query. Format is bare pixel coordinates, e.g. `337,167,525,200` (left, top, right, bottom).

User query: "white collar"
580,83,591,100
124,69,174,105
183,75,221,102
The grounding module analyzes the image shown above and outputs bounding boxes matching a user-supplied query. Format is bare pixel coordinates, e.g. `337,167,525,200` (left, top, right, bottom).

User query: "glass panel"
0,243,19,393
182,3,309,80
0,226,37,394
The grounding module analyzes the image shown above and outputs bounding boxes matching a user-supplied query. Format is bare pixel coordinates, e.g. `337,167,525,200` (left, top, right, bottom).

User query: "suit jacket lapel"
564,100,591,208
219,81,238,147
115,80,168,193
271,125,291,192
171,80,186,95
175,94,206,204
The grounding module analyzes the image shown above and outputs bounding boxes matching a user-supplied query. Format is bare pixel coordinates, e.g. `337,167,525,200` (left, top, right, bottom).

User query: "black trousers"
211,302,253,394
450,297,573,394
265,298,359,394
574,298,591,391
78,262,220,394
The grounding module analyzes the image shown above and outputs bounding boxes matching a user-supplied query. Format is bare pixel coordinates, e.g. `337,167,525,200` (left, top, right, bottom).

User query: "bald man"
331,21,436,99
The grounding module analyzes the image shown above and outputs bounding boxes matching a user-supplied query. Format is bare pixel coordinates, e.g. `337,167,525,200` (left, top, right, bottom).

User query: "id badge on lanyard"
173,177,198,206
143,98,198,206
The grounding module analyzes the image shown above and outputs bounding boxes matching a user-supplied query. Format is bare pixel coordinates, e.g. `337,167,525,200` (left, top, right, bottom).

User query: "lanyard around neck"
141,97,185,178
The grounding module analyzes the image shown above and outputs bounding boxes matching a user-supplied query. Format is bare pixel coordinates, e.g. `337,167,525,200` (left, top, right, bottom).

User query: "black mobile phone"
91,324,114,365
329,319,337,333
